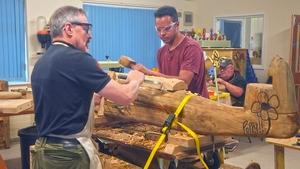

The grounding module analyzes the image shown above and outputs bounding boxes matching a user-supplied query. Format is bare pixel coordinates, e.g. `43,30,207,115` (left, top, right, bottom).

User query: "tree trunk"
104,56,299,138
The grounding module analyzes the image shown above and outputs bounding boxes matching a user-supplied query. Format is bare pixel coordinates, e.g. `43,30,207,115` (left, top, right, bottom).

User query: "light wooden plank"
0,99,33,114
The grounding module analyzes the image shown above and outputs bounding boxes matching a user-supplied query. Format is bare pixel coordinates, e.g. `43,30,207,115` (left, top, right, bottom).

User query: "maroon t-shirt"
157,36,208,98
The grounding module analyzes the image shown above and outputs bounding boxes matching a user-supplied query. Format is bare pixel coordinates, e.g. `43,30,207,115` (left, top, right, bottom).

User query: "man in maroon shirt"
133,6,208,97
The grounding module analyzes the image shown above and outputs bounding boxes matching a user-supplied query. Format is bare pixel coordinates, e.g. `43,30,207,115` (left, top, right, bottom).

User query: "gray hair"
49,6,86,38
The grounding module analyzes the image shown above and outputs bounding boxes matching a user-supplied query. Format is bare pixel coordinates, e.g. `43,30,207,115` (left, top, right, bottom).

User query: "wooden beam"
103,56,299,138
0,91,22,99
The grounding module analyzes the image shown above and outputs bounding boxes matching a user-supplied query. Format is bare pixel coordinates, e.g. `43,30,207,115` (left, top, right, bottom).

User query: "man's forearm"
224,81,244,97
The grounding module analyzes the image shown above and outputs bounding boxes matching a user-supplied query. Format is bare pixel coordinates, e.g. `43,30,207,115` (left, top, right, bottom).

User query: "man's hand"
127,70,145,85
94,93,102,105
216,78,227,85
131,64,152,75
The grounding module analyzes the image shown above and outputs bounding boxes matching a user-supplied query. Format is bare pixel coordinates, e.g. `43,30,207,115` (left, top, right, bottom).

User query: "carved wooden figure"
104,56,299,138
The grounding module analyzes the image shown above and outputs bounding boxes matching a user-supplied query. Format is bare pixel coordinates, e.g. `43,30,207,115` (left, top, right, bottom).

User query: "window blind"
83,4,161,70
0,0,26,82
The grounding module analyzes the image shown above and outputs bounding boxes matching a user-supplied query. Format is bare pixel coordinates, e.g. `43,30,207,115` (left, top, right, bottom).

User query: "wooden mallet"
118,55,136,69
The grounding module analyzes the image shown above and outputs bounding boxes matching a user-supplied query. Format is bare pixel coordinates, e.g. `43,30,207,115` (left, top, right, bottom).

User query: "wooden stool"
0,155,8,169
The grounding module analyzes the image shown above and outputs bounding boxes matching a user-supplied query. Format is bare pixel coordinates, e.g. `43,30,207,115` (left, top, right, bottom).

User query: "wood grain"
0,91,22,99
0,99,33,114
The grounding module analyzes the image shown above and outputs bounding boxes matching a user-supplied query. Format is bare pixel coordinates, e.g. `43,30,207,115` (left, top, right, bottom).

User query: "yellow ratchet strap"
176,121,209,169
143,93,196,169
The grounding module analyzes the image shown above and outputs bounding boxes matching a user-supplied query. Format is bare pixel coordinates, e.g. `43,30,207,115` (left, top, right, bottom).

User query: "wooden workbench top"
0,92,34,117
266,137,300,151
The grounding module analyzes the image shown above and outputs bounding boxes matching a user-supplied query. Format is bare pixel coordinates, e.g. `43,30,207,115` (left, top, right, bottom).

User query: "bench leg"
274,145,284,169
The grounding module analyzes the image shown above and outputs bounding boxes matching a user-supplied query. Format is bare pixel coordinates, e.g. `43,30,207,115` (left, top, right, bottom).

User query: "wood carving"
113,72,187,91
144,76,187,91
103,56,299,138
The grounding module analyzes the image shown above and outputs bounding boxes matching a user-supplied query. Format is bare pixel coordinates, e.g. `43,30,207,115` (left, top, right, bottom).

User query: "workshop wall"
26,0,300,83
194,0,300,82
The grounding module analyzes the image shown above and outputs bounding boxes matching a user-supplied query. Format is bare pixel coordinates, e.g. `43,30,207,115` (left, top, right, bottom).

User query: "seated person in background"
216,58,247,107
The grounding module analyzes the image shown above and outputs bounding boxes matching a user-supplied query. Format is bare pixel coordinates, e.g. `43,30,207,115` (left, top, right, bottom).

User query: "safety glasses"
70,22,93,33
155,22,177,33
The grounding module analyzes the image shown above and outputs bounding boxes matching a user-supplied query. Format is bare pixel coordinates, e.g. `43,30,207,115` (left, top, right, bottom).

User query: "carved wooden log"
104,56,299,138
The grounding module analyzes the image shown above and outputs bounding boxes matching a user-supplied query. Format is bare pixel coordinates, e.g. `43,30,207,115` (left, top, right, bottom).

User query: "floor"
1,137,300,169
225,137,300,169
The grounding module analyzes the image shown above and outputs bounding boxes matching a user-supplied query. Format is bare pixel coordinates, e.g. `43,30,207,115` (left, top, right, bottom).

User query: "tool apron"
50,96,102,169
76,96,102,169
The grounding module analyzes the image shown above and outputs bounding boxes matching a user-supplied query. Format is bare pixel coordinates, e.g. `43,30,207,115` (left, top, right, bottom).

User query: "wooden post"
274,145,284,169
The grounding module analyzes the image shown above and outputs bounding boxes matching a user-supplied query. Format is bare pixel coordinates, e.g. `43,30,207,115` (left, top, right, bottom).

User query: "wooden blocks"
0,99,33,114
144,131,224,148
0,91,22,99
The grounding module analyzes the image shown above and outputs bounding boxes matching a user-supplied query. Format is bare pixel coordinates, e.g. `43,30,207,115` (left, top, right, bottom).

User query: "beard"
161,33,176,45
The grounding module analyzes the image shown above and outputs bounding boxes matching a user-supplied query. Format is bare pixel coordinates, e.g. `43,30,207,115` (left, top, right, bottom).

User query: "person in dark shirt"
217,58,247,107
31,6,144,169
132,6,208,97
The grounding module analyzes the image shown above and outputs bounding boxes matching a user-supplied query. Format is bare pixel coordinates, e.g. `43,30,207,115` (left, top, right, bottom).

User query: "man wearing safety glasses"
133,6,208,97
31,6,144,169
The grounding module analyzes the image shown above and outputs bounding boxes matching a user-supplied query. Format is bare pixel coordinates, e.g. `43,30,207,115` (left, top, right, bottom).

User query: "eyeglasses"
70,22,93,33
155,22,177,33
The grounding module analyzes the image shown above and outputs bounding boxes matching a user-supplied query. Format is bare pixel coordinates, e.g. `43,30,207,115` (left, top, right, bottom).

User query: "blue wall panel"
83,4,161,70
0,0,26,82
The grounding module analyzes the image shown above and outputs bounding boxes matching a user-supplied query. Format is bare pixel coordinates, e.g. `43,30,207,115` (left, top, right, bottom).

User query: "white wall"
194,0,300,82
26,0,82,80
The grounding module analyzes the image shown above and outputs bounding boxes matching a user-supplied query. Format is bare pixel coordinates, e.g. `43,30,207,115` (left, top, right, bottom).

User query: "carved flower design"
251,91,279,121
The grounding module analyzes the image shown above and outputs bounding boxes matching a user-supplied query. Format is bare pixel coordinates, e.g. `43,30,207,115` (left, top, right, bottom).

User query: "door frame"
290,15,300,112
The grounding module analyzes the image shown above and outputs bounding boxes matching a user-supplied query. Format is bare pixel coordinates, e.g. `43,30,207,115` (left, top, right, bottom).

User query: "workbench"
266,137,300,169
93,117,226,169
0,91,33,148
0,90,33,117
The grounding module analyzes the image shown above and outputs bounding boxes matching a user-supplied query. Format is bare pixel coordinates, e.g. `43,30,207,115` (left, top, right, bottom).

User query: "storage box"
0,117,10,149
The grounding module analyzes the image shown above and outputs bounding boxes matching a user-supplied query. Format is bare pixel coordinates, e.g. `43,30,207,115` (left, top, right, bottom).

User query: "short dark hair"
154,6,178,22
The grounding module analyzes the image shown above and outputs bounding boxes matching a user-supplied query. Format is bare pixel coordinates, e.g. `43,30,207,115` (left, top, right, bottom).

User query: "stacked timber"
0,81,33,148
